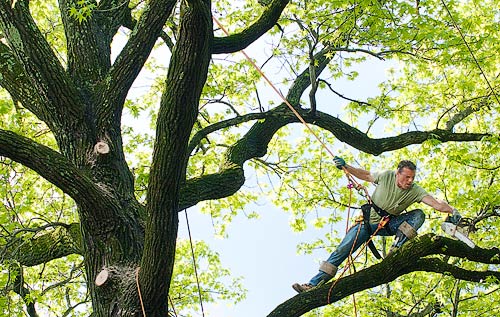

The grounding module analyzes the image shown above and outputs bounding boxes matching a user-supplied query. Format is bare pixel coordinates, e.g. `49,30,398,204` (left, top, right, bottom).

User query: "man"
292,157,461,293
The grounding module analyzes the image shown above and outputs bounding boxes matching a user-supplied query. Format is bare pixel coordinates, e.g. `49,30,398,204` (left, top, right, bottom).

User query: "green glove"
333,156,346,170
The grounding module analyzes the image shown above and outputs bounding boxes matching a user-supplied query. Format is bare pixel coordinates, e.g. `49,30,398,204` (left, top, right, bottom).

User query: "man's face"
396,167,415,190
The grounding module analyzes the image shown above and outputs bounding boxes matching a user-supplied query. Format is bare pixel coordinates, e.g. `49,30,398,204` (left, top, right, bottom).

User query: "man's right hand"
333,156,346,170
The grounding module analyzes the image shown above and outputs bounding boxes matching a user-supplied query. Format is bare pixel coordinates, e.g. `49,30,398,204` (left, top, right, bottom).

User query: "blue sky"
178,204,326,316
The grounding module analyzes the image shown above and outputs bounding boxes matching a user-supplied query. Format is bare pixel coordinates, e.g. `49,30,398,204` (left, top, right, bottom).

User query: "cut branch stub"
94,141,110,154
95,268,110,286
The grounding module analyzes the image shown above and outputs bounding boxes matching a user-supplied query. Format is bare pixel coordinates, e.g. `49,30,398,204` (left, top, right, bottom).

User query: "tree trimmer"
441,211,475,248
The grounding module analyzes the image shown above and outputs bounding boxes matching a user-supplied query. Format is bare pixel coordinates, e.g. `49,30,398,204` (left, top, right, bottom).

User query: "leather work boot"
292,283,313,293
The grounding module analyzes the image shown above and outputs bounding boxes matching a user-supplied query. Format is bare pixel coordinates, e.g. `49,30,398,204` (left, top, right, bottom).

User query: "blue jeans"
309,209,425,286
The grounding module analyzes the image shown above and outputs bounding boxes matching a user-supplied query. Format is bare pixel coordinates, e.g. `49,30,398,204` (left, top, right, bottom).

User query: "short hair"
397,160,417,172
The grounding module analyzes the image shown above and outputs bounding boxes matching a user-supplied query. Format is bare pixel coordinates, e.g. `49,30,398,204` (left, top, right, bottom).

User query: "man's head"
396,160,417,190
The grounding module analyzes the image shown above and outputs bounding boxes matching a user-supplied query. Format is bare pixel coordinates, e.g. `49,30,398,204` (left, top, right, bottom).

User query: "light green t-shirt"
369,170,429,223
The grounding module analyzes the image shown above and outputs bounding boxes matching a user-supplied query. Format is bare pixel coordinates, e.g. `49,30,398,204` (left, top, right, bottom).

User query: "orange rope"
135,267,147,317
327,216,389,303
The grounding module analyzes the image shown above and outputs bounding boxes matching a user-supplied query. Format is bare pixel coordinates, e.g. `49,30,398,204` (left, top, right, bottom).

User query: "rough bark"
139,0,213,315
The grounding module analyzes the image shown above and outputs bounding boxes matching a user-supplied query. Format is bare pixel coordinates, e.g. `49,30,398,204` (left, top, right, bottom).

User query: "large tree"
0,0,499,316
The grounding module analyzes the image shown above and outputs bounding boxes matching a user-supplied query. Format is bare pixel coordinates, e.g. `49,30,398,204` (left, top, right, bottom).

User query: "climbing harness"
360,204,392,259
344,169,392,260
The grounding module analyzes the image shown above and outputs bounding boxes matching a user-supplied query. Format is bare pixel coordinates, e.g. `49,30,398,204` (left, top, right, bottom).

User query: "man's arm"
421,195,454,213
332,156,374,182
343,165,375,183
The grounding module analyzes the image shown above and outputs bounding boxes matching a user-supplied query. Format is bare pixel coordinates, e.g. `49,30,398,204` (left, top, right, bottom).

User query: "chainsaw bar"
441,222,475,248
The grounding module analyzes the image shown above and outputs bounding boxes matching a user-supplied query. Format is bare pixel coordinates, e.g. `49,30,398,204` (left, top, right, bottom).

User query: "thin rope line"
184,209,206,317
346,183,358,316
168,295,178,317
441,0,500,105
135,267,147,317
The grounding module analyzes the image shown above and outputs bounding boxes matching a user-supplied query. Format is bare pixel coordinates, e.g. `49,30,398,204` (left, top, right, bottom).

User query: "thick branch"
140,0,213,314
268,234,500,316
58,0,127,83
180,163,245,210
101,0,177,125
312,112,489,155
212,0,290,54
0,42,46,120
187,112,267,154
224,104,488,167
0,1,84,123
0,129,118,213
1,223,82,267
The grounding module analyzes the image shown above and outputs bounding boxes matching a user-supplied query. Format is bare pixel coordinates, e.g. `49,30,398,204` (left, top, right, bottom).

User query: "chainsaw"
441,213,476,248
